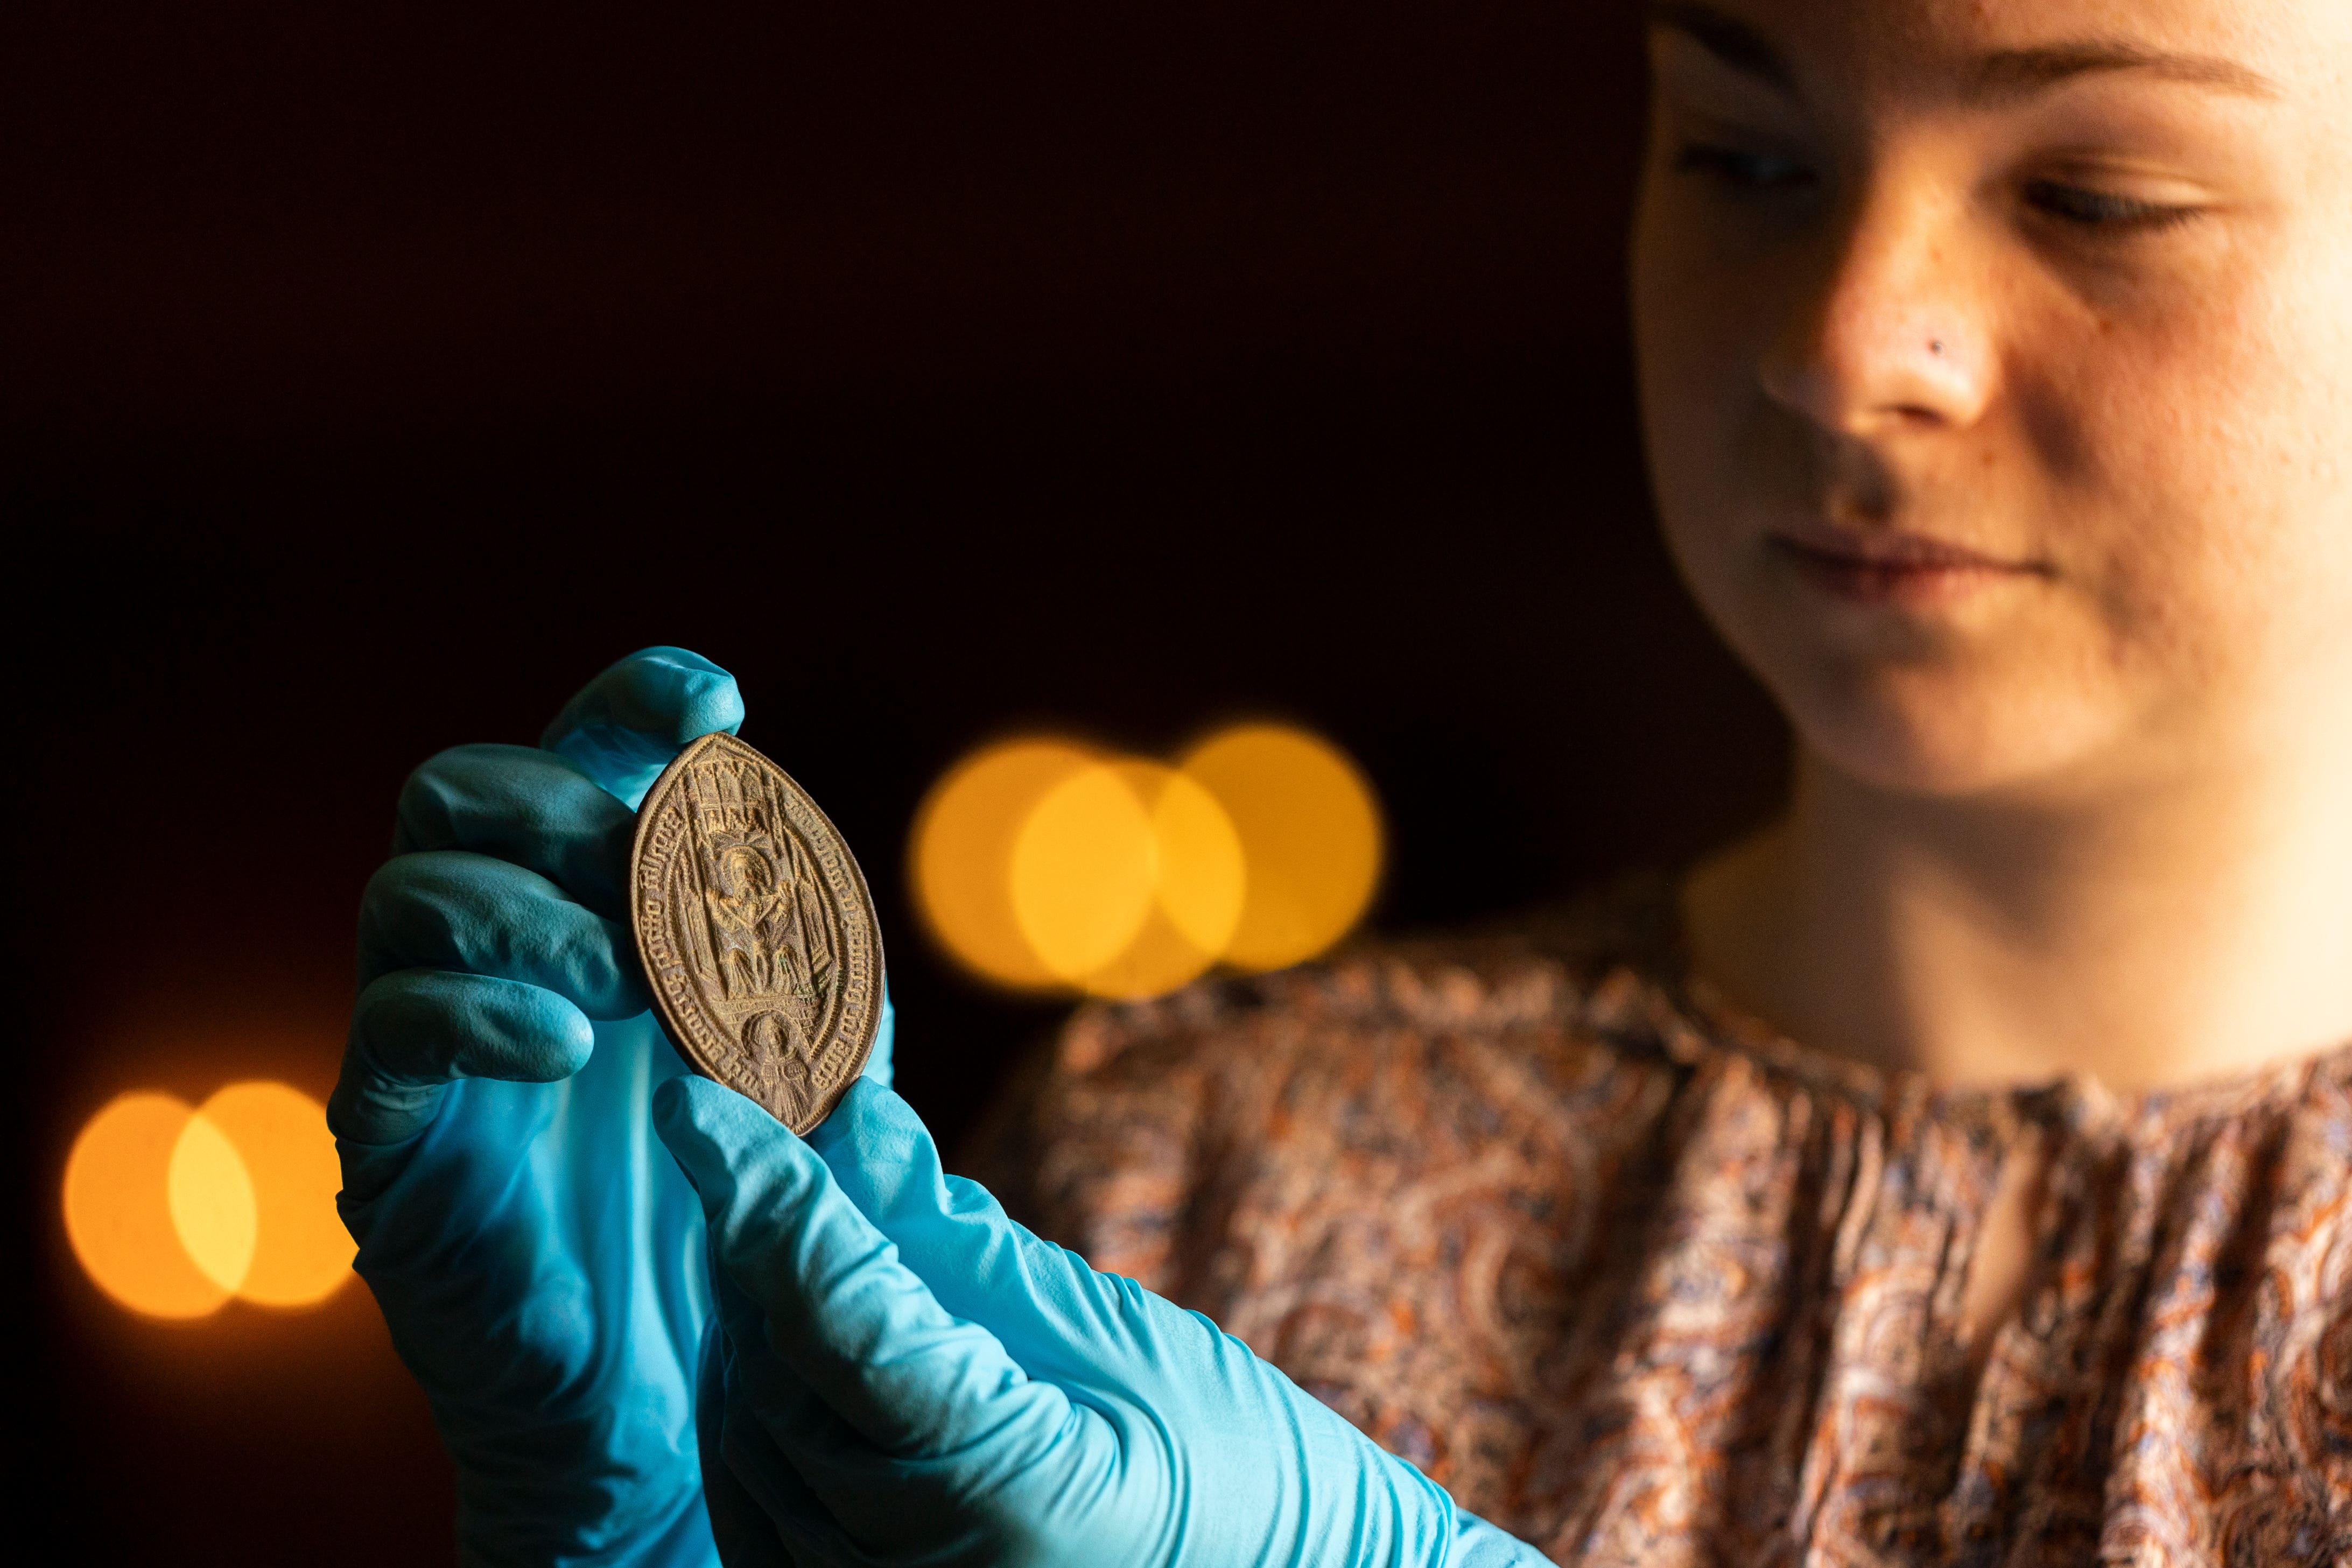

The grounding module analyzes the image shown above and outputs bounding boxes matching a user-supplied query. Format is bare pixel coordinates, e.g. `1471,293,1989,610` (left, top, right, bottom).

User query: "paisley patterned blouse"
965,881,2352,1566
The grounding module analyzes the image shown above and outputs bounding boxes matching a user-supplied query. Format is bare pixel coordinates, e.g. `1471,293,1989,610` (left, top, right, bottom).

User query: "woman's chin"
1782,679,2130,801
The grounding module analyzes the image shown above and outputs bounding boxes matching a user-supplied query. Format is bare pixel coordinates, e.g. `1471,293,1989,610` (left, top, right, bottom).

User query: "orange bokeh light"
911,739,1100,989
168,1106,258,1292
1009,760,1161,982
63,1080,352,1319
1010,759,1246,1000
911,721,1380,999
198,1081,355,1306
1178,724,1382,972
64,1093,233,1319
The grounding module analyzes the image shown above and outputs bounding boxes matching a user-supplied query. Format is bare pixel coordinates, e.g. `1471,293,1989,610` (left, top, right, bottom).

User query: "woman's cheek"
2064,305,2352,711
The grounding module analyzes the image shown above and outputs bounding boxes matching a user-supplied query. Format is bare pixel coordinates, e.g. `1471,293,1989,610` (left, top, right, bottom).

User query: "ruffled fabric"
964,882,2352,1565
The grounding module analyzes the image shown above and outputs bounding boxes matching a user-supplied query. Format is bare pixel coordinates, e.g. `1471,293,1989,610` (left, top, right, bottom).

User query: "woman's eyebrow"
1647,2,1796,92
1647,2,2281,103
1970,42,2282,102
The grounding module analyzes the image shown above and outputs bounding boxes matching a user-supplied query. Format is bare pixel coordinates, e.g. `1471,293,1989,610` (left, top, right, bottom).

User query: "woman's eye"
1673,142,1815,193
2022,179,2198,234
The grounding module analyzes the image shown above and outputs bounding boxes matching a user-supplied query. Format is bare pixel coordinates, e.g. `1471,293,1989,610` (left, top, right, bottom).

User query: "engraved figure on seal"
631,728,884,1133
679,755,839,1090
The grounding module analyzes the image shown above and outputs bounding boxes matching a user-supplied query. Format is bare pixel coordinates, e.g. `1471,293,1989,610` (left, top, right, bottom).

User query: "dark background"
10,3,1786,1562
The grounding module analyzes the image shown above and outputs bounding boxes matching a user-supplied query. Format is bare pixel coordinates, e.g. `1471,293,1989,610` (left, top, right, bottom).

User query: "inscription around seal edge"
630,731,884,1133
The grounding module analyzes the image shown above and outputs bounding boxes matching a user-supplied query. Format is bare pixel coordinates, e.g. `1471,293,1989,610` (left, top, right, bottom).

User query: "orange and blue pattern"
967,880,2352,1565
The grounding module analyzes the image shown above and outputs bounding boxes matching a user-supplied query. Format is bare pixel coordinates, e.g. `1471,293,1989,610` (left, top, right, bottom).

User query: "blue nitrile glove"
331,647,896,1567
652,1075,1549,1568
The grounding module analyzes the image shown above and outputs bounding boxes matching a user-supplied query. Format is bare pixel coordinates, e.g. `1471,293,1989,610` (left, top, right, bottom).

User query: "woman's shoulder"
956,874,1708,1266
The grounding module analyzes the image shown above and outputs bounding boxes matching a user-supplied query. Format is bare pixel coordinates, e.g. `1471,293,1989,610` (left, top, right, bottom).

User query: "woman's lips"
1766,524,2043,608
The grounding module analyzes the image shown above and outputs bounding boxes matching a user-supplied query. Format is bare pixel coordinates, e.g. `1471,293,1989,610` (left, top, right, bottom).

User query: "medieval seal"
629,730,885,1133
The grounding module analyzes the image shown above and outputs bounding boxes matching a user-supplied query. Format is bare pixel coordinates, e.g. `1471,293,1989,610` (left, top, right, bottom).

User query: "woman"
335,0,2352,1560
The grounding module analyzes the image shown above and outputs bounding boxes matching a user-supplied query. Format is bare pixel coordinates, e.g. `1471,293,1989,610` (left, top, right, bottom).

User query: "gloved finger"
719,1389,841,1567
861,990,895,1091
357,849,650,1019
393,743,636,918
540,646,743,808
805,1080,1156,1388
654,1075,1078,1474
708,1297,939,1568
696,1319,815,1568
708,1232,1050,1568
331,968,594,1145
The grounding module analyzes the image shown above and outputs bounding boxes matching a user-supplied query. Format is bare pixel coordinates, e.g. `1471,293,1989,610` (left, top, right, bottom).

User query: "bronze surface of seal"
630,732,886,1133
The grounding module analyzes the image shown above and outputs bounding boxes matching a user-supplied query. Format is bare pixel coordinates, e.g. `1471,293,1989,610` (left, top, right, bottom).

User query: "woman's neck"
1682,731,2352,1095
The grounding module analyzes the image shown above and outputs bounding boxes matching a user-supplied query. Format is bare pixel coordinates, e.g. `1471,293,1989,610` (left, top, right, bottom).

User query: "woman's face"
1632,0,2352,799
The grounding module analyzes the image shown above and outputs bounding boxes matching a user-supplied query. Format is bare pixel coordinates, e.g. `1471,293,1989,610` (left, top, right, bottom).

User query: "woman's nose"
1758,182,1996,437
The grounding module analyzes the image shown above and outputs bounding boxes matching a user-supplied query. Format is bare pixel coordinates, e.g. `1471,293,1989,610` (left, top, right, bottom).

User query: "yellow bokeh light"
196,1081,354,1307
1179,724,1382,971
911,721,1380,999
1148,767,1247,959
63,1093,232,1319
1010,763,1161,982
910,739,1099,989
1063,762,1245,1000
64,1079,352,1318
168,1109,258,1292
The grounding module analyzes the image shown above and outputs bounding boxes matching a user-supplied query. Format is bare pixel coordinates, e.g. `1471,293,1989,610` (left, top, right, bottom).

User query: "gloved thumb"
542,646,745,807
651,1075,811,1224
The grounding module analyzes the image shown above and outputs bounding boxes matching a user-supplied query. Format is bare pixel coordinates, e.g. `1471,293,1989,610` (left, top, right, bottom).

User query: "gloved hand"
331,647,896,1567
654,1074,1548,1568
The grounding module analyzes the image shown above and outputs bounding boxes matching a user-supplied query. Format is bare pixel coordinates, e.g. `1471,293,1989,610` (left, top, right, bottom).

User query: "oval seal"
629,731,885,1132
